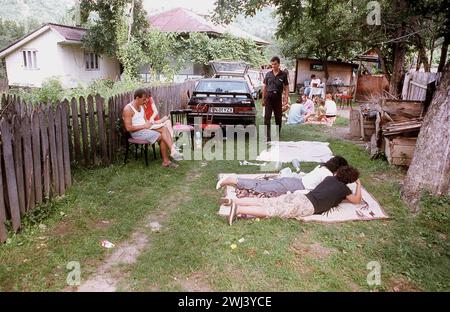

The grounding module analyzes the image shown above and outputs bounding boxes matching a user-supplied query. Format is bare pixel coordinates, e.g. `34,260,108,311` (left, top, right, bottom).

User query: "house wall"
57,44,120,88
295,59,354,87
5,29,62,88
4,28,120,89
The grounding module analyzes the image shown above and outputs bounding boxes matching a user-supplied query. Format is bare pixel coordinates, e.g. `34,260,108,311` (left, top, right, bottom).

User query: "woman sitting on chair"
143,89,182,160
144,89,175,137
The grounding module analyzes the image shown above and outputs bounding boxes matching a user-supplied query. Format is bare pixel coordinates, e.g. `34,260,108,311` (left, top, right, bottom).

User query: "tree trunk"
438,34,449,73
322,57,329,80
415,52,421,71
389,38,407,98
429,37,435,66
415,35,431,72
402,61,450,211
374,46,390,79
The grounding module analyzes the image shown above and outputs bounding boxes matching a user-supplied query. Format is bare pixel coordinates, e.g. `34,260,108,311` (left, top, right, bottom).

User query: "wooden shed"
294,58,358,94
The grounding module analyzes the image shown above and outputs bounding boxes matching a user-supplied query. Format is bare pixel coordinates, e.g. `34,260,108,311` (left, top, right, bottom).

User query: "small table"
336,94,354,109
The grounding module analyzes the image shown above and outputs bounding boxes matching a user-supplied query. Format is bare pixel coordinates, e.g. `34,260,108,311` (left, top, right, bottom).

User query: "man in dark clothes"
221,166,362,226
262,56,289,141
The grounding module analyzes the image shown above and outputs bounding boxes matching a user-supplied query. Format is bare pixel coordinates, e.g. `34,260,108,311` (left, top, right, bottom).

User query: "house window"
85,52,100,71
22,50,38,69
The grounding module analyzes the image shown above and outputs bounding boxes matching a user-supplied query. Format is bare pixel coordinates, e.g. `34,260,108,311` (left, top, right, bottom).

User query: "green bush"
6,77,153,105
37,78,65,103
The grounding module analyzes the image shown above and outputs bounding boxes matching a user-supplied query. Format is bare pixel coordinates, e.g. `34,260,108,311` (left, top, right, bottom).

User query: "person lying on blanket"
221,166,362,225
216,156,348,194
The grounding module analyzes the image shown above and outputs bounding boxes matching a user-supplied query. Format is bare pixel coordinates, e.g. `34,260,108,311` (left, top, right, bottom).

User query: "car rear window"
196,81,249,93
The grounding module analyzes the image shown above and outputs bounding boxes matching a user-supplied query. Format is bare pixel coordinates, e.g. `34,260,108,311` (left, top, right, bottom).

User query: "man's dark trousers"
264,91,282,141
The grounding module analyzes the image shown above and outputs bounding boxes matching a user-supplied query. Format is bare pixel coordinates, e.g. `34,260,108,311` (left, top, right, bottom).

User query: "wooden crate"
381,99,424,122
349,108,361,138
360,113,376,141
384,136,417,166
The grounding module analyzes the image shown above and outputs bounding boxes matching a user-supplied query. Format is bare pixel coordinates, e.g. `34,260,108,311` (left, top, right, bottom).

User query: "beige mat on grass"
217,174,389,223
256,141,333,163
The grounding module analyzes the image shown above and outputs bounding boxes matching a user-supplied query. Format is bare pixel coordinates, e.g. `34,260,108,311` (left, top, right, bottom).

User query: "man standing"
262,56,289,141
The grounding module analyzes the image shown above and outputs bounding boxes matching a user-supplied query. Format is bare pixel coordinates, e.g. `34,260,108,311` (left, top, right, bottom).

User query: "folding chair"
123,131,158,167
171,109,195,150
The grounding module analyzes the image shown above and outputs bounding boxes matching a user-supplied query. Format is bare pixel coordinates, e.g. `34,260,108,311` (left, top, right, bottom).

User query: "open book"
150,123,165,130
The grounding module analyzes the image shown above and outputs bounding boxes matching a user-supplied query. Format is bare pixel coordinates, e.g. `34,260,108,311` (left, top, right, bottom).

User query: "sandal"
171,152,184,161
219,198,232,206
162,162,179,168
228,201,238,226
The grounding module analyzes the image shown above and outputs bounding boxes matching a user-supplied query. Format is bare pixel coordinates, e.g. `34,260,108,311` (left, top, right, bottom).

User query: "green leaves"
178,32,266,69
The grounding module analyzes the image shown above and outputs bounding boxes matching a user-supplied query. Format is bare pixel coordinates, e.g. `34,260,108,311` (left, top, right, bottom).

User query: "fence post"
0,120,21,232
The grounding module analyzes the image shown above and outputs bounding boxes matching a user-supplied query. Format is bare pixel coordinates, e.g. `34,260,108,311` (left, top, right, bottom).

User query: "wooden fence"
0,80,7,93
0,80,197,243
402,70,440,101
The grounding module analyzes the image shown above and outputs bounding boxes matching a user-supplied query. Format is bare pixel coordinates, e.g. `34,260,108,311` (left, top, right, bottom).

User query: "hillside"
0,0,75,24
231,7,278,43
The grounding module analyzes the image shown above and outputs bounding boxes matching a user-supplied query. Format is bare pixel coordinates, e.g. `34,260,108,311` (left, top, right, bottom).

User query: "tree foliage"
179,32,266,70
80,0,149,57
213,0,448,88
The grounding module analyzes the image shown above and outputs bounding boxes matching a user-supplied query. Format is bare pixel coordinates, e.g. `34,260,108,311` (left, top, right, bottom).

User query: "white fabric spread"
256,141,333,163
217,174,389,223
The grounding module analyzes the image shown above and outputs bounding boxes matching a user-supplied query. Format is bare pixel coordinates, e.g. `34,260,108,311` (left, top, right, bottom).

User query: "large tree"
213,0,448,96
80,0,149,57
402,61,450,211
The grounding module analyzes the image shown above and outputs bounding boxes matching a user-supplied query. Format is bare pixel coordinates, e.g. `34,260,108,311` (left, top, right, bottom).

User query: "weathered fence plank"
95,94,108,164
108,97,114,162
12,116,26,215
31,111,43,204
79,96,90,166
0,148,8,243
54,105,65,195
22,115,35,212
39,111,51,199
47,109,60,196
0,120,21,232
63,100,74,163
61,102,72,188
87,95,97,166
70,97,82,163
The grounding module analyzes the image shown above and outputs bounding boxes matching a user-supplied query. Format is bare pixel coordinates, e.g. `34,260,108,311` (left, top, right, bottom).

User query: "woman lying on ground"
216,156,349,194
221,166,362,225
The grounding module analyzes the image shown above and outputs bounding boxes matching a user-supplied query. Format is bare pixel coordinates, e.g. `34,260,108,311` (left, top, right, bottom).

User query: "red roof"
149,7,219,34
149,7,270,45
0,23,87,57
48,23,86,41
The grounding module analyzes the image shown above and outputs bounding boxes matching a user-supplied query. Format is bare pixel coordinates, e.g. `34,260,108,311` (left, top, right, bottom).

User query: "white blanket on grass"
256,141,333,163
217,174,389,223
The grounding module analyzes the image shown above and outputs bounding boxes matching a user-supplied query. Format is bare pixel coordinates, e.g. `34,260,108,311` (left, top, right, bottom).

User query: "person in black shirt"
263,56,289,141
222,166,362,226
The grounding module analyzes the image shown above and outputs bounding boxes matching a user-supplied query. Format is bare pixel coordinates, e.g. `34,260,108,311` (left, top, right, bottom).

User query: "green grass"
0,98,448,291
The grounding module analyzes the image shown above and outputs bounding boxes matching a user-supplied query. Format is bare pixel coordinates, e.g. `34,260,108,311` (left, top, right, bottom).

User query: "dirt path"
73,167,204,292
327,108,368,149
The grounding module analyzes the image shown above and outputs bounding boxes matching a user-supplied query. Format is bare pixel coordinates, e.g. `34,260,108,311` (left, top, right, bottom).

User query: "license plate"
210,107,233,113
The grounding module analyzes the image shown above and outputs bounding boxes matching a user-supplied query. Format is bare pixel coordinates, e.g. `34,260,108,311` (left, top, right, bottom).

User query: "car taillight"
235,107,255,113
191,105,208,113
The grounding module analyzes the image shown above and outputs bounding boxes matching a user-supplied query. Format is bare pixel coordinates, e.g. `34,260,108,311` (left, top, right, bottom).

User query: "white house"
0,23,121,89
